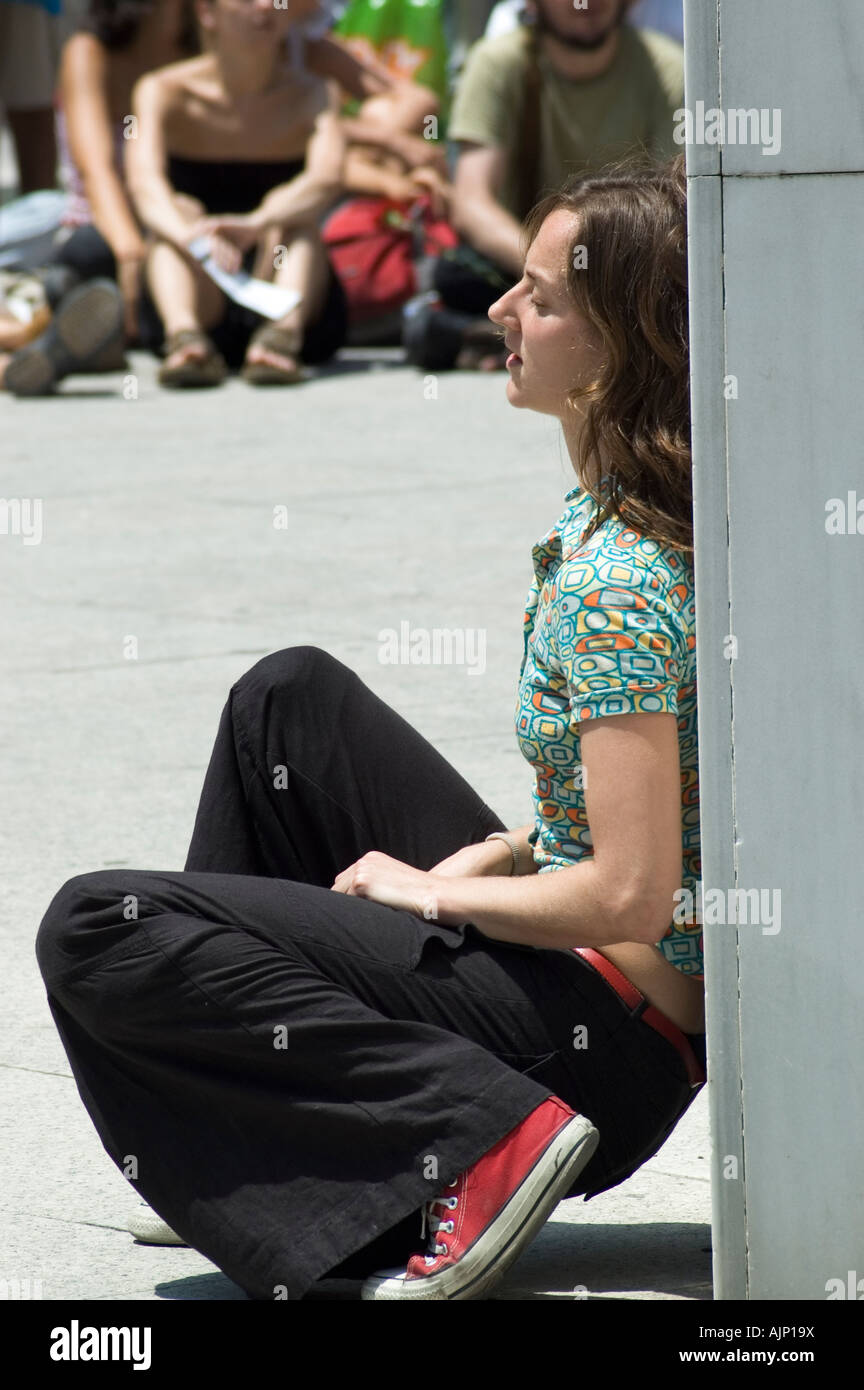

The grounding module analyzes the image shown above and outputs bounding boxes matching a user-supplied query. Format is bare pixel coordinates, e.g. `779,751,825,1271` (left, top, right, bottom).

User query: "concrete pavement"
1,347,712,1301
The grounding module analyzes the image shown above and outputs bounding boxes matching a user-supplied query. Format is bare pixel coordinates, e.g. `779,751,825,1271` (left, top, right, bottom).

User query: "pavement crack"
0,1062,74,1079
11,648,271,676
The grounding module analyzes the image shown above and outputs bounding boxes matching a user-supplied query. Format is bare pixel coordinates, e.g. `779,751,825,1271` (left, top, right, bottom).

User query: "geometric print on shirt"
515,482,703,977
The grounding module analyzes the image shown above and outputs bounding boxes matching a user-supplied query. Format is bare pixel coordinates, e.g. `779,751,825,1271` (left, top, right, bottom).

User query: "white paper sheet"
188,237,302,320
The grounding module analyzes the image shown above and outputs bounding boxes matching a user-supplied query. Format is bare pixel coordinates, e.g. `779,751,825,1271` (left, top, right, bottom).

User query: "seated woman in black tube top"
126,0,350,387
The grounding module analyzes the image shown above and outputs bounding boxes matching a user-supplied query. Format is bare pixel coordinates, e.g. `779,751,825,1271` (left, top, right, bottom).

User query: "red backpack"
322,194,459,324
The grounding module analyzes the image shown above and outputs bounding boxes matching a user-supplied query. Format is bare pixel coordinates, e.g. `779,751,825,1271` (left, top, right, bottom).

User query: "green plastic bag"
334,0,450,126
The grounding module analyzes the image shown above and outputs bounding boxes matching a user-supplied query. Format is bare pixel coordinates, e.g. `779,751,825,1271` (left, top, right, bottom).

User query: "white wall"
685,0,864,1299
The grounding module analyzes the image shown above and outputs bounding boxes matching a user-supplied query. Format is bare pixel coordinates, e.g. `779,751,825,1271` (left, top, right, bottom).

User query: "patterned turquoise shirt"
516,483,703,977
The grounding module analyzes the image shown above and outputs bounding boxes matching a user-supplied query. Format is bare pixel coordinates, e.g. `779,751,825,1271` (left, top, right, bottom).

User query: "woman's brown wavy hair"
521,152,692,554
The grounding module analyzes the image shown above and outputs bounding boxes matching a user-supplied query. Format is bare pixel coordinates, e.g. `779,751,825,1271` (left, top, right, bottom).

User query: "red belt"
573,947,706,1089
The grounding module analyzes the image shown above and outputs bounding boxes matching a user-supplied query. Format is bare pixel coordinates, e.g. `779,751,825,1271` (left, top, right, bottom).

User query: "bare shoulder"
269,62,334,123
60,30,108,82
137,54,213,98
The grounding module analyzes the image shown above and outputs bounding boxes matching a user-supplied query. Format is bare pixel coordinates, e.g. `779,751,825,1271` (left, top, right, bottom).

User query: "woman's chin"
504,373,529,408
505,361,525,400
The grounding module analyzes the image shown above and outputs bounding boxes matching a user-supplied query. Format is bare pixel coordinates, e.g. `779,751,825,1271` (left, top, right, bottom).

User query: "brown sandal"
241,323,306,386
455,320,508,371
158,329,227,388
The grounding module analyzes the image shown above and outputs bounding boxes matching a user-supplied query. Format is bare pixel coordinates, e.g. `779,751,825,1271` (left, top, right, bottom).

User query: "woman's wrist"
431,838,512,879
113,238,148,264
484,826,538,876
486,831,534,876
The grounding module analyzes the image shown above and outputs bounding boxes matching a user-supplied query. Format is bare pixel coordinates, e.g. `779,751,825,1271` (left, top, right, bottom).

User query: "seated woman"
36,153,705,1301
124,0,347,385
54,0,434,375
127,0,446,386
0,0,197,396
1,0,442,394
55,0,201,348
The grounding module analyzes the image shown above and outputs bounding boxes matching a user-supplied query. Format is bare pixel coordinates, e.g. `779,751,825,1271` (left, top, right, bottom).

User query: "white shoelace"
419,1180,460,1261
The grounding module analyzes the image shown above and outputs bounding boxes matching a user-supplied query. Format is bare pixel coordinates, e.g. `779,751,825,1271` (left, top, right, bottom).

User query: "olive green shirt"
446,24,685,217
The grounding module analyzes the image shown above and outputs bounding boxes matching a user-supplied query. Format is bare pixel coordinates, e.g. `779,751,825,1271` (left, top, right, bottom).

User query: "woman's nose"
488,289,515,327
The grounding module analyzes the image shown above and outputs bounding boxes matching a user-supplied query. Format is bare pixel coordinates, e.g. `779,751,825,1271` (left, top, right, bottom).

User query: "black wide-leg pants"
35,646,705,1301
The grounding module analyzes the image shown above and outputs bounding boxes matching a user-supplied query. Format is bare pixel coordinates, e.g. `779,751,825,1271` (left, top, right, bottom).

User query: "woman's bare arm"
308,35,443,167
252,85,346,229
168,83,347,272
305,33,397,103
60,34,146,261
335,712,684,951
430,711,684,947
432,824,539,878
125,70,203,247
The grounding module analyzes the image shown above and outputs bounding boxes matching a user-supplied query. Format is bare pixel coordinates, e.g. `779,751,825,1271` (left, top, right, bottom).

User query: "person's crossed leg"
148,196,337,387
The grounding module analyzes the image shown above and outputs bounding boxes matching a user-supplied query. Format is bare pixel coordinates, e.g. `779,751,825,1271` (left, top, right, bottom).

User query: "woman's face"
488,209,605,422
199,0,306,44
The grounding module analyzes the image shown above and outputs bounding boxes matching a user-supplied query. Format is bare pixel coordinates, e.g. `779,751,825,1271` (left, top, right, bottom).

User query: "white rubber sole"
360,1114,600,1301
127,1201,188,1247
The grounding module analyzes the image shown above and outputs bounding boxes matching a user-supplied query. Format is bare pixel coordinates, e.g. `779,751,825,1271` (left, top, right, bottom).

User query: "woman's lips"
506,353,522,368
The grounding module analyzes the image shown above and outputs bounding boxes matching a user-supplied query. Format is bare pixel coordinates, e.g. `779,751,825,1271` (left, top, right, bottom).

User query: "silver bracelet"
485,831,522,876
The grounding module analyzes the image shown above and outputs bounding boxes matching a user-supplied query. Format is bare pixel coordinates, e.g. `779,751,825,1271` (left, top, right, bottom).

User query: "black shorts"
206,254,348,368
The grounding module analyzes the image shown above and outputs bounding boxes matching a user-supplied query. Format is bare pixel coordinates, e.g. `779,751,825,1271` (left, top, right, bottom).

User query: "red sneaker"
361,1096,599,1300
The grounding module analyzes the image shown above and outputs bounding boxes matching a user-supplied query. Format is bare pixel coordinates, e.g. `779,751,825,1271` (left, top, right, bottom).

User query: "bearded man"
406,0,683,369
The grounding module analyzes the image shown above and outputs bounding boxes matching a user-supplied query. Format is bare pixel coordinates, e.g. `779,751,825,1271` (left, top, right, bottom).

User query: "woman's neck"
562,412,589,473
211,44,281,98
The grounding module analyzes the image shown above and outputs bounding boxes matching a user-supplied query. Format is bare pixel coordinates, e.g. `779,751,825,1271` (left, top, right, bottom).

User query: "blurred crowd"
0,0,684,394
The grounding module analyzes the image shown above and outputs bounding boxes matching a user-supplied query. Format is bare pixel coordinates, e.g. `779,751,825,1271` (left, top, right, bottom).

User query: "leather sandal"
455,319,508,371
241,323,306,385
158,329,227,389
4,278,124,397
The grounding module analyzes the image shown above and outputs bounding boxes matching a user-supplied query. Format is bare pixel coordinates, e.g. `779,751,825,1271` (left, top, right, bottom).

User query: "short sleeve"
549,554,686,723
446,38,514,148
642,33,686,158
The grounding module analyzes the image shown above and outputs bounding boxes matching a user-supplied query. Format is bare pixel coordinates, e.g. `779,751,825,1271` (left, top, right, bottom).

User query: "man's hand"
331,851,456,924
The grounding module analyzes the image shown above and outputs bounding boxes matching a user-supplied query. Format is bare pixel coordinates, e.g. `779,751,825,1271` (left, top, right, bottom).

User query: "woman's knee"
232,645,354,707
35,869,150,995
173,193,206,220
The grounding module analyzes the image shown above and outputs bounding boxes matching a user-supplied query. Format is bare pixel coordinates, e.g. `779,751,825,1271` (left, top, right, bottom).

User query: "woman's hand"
391,132,449,178
114,243,147,340
187,215,262,273
331,851,459,925
408,165,450,220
